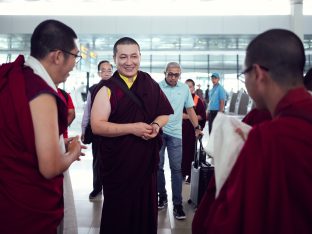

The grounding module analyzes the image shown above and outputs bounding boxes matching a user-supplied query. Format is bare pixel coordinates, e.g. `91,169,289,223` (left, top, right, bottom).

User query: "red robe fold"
242,108,272,126
0,55,67,234
193,87,312,234
92,71,173,234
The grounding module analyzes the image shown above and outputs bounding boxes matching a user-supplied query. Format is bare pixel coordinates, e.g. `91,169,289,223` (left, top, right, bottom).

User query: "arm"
30,94,82,179
151,115,169,129
219,100,225,112
67,109,75,126
81,91,91,137
183,112,203,121
186,107,199,127
67,93,75,126
219,87,226,112
144,115,169,140
186,107,202,136
91,86,153,137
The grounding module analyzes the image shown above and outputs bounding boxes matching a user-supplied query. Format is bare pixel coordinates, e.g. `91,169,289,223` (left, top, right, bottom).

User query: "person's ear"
113,55,117,65
254,64,270,94
254,64,268,83
50,50,63,65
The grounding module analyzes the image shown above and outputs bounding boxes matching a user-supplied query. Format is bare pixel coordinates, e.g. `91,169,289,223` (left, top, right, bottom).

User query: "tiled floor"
68,104,204,234
69,152,196,234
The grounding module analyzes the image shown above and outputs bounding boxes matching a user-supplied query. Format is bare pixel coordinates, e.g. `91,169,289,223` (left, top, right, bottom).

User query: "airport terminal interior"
1,0,312,233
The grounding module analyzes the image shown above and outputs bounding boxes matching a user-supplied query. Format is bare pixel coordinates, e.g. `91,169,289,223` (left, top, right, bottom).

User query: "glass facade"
1,34,312,93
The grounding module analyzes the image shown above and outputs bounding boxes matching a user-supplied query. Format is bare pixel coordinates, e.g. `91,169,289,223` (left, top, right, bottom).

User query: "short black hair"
246,29,305,87
113,37,140,57
185,79,195,86
30,19,77,60
97,60,113,71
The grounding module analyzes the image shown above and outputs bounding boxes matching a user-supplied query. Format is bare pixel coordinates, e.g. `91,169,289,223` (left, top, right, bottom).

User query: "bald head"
245,29,305,87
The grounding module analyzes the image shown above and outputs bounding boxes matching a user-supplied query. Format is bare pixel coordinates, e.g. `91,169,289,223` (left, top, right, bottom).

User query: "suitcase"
188,135,214,207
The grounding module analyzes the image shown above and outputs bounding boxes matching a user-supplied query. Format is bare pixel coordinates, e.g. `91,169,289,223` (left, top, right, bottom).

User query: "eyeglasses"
238,64,269,83
98,69,112,74
50,49,82,63
166,72,181,78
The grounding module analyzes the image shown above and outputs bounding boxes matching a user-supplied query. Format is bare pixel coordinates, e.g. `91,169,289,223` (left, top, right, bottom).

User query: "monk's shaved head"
246,29,305,88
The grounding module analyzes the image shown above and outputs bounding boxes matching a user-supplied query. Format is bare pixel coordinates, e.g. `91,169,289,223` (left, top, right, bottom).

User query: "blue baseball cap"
211,72,220,78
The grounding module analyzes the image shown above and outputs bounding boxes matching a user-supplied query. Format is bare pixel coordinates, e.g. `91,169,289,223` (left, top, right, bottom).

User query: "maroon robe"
193,87,312,234
242,108,272,126
0,55,67,234
92,71,173,234
182,94,206,178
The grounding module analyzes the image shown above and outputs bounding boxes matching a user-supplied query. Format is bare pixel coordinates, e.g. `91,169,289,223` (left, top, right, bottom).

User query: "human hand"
132,122,153,140
67,136,86,161
142,122,161,140
195,129,203,138
235,128,247,141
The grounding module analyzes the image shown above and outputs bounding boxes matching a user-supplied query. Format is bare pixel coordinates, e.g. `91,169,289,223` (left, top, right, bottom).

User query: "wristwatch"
194,125,201,130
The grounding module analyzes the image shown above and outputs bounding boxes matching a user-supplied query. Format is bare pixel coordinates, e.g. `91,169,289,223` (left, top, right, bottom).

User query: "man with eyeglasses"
81,60,113,200
158,62,202,220
193,29,312,234
207,72,226,134
0,19,85,233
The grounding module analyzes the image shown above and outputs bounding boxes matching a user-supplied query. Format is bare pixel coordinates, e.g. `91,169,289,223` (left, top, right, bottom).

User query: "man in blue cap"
207,72,226,134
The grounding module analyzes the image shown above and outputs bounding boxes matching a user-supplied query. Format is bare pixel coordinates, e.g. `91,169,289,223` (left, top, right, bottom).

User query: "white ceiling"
1,0,310,16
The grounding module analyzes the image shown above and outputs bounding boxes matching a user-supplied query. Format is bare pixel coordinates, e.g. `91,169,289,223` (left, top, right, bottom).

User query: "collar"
162,79,182,88
24,56,65,148
24,56,57,92
119,73,137,88
119,73,137,82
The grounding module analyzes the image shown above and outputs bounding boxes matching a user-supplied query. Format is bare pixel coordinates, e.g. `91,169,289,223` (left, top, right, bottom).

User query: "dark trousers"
92,141,102,192
208,110,218,134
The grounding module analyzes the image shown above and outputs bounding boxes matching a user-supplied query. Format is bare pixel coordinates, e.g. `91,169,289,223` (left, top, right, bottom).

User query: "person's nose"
125,57,132,65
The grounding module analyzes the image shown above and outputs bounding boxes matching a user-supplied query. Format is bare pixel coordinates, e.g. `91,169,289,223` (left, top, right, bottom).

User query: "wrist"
194,125,201,130
151,122,160,128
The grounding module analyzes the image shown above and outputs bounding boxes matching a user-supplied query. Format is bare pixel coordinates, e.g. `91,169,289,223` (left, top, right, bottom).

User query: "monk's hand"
195,129,203,138
143,122,160,140
133,122,153,140
65,136,75,148
235,127,246,141
67,136,86,161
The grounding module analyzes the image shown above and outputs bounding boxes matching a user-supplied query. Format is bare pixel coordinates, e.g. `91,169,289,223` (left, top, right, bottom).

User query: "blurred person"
207,72,226,134
0,19,84,234
81,60,113,200
58,87,76,138
91,37,173,234
158,62,202,220
193,29,312,234
241,107,271,127
195,83,204,101
204,84,210,107
182,79,206,183
304,67,312,92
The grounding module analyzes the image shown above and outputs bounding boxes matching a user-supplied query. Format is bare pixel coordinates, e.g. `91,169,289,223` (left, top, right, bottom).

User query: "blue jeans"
157,133,183,206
